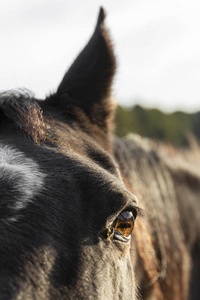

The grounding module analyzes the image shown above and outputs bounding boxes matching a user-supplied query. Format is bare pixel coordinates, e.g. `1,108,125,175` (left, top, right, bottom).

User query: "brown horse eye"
113,211,135,238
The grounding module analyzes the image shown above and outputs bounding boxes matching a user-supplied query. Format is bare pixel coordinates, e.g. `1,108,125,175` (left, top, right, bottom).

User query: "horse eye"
112,210,135,241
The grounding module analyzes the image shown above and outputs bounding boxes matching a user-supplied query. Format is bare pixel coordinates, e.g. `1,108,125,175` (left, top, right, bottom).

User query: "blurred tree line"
115,105,200,146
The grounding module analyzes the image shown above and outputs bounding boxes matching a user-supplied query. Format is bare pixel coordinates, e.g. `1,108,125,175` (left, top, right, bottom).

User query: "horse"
0,7,200,300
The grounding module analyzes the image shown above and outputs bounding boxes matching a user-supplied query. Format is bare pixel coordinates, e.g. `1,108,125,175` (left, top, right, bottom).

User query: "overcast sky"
0,0,200,112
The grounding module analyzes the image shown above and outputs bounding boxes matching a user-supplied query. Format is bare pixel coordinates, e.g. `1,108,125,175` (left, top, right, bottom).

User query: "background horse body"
0,8,200,300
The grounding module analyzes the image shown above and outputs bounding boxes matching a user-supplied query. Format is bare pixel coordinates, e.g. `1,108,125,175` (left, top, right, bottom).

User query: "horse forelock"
0,89,50,144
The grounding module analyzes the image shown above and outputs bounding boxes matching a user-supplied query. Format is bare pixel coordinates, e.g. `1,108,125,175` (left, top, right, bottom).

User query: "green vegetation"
115,105,200,146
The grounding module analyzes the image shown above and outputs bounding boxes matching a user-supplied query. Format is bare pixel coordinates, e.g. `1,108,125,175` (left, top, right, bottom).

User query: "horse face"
0,8,139,299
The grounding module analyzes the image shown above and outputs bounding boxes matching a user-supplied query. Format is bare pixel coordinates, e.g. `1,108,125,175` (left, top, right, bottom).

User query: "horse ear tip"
97,7,106,26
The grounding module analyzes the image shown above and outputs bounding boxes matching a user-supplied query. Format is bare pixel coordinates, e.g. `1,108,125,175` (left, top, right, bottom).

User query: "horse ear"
45,7,116,134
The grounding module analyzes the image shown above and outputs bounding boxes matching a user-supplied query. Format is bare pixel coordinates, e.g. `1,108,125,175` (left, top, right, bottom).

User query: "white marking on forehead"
0,145,46,218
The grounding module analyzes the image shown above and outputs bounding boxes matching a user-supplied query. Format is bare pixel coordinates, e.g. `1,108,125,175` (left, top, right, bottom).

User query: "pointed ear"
45,7,116,133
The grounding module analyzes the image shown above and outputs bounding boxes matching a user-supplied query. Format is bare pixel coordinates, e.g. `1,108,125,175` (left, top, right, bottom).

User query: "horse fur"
0,7,200,300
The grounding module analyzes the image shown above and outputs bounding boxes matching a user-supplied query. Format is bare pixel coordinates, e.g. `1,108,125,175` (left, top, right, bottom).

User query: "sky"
0,0,200,112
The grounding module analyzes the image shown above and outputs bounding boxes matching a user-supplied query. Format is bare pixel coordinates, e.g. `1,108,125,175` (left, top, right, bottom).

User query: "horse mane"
114,134,200,300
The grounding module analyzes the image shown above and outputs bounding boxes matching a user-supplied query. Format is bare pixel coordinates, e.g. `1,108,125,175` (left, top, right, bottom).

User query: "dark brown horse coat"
0,7,200,300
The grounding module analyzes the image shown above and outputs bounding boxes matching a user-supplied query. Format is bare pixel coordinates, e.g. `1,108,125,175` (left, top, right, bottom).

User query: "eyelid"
107,203,138,228
122,204,138,219
117,210,133,220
